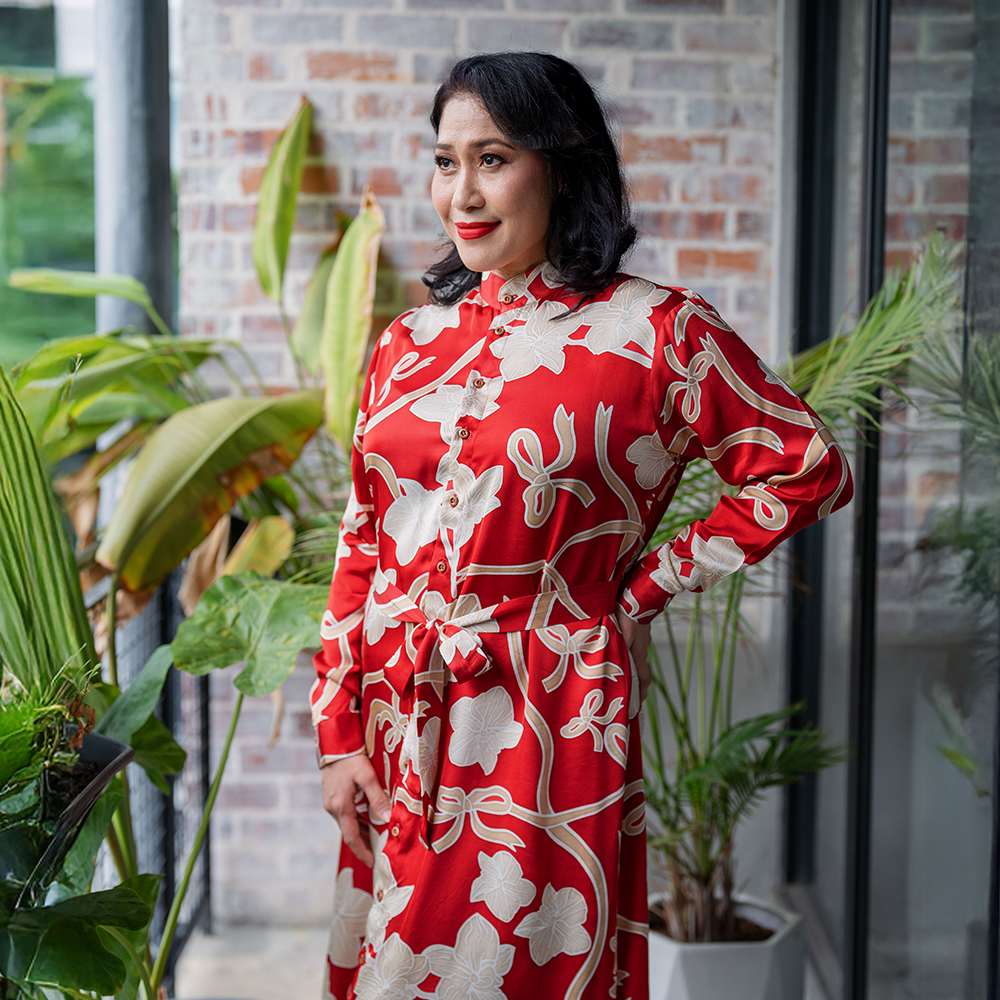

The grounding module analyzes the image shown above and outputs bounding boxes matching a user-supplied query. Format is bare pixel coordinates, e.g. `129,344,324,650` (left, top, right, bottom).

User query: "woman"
312,52,852,1000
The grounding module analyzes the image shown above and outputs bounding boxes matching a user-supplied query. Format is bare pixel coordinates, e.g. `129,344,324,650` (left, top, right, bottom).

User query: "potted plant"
2,96,387,998
643,234,961,1000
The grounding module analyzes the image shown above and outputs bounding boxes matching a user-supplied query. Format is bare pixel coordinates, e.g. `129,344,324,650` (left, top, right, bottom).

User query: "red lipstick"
455,221,500,240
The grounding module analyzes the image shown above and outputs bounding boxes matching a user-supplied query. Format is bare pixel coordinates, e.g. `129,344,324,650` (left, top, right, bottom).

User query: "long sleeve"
620,292,853,622
310,354,381,765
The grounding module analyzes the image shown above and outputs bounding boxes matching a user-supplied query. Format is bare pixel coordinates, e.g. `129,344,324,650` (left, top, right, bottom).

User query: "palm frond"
0,367,96,696
784,233,962,434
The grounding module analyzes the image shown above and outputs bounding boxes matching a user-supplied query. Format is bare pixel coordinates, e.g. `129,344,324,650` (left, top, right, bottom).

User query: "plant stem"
115,769,140,879
149,692,244,994
105,817,130,883
103,925,155,1000
106,569,120,687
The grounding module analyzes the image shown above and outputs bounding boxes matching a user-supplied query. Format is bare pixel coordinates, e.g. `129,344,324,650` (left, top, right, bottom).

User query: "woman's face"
432,93,553,280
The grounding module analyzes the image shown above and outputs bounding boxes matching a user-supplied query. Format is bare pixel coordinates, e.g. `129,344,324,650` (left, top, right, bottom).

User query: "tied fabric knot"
372,577,621,848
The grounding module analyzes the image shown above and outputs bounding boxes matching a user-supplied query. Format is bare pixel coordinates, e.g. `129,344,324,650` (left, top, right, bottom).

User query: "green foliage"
0,878,155,998
0,76,96,370
94,389,323,592
321,190,386,452
171,573,328,696
642,240,960,943
0,365,96,695
253,99,312,305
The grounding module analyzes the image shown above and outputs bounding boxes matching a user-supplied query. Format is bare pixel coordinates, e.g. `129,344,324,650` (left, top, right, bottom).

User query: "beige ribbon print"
508,405,596,528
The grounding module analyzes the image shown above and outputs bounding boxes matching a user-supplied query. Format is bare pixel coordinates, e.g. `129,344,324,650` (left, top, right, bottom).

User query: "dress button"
473,378,486,389
448,496,459,507
501,294,514,304
390,824,400,838
494,326,506,336
436,560,447,573
376,889,384,902
457,427,470,439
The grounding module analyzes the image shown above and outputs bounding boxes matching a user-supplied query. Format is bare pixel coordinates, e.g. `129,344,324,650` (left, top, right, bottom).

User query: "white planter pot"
648,896,804,1000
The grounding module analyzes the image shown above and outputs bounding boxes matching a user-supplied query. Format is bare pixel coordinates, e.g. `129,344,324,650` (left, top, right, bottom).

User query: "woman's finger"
338,804,375,868
358,766,392,825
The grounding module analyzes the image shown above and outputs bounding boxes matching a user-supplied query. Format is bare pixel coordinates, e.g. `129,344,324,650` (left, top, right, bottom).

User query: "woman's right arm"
310,348,392,865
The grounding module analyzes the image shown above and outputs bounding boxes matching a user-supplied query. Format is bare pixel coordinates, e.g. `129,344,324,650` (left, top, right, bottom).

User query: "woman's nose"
454,168,485,212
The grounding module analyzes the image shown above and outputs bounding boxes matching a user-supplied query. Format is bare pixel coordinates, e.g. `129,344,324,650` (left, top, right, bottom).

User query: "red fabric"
313,264,852,1000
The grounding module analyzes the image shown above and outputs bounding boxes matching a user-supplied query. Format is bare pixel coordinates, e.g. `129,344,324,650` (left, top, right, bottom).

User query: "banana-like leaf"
8,269,171,337
95,390,323,592
291,214,350,374
220,516,295,578
291,241,339,375
320,188,386,451
170,572,328,697
253,99,312,304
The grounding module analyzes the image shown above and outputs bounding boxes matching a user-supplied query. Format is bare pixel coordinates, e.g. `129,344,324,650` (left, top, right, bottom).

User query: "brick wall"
179,0,786,925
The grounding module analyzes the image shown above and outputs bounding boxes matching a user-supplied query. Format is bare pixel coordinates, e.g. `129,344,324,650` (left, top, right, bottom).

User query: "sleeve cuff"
314,709,366,768
620,548,679,623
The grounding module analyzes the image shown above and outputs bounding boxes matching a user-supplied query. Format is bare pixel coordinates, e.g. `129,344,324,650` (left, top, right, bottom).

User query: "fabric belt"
372,577,621,847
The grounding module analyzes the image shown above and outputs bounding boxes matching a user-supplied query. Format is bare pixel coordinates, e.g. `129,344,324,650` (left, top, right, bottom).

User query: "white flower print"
461,369,503,422
470,851,536,923
354,933,430,1000
489,302,575,380
448,687,524,775
399,714,440,795
381,478,444,565
685,534,746,591
514,884,592,965
580,278,669,357
440,464,504,551
424,913,515,1000
625,433,675,490
365,568,402,645
366,853,415,952
328,868,373,969
410,383,466,442
400,300,462,345
649,546,684,595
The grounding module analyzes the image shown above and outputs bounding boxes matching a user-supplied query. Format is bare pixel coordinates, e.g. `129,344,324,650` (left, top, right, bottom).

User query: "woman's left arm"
620,293,854,625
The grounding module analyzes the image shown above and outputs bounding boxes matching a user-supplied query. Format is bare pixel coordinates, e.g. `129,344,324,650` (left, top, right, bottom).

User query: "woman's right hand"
321,754,392,868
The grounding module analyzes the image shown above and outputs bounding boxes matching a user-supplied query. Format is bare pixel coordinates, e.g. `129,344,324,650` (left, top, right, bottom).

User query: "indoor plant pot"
648,895,804,1000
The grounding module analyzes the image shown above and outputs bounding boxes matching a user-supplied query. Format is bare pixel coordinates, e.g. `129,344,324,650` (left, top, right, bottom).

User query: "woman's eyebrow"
434,138,518,152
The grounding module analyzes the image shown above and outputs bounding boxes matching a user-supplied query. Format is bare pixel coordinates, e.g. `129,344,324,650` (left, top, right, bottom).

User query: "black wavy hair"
425,51,637,305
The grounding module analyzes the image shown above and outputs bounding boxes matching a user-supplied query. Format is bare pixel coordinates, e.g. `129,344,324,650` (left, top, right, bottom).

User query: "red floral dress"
311,264,852,1000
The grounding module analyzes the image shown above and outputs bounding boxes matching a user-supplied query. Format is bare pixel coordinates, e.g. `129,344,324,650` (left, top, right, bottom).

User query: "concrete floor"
173,924,826,1000
173,925,329,1000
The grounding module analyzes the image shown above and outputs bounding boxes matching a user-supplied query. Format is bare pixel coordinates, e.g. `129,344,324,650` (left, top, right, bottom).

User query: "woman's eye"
482,153,504,166
435,156,453,170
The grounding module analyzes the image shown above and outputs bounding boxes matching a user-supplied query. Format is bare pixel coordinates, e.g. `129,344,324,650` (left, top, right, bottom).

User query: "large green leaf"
320,188,386,452
100,873,163,1000
94,646,173,744
253,99,312,303
171,573,328,696
0,367,97,695
129,715,187,795
291,242,339,375
8,268,171,337
0,881,153,995
95,389,323,591
291,214,350,374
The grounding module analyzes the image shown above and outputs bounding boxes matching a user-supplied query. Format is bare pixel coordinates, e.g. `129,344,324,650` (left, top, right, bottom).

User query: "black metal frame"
785,0,891,994
841,0,890,997
785,0,842,888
